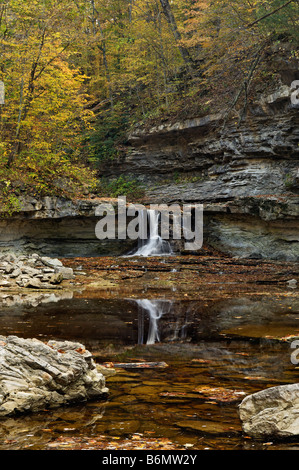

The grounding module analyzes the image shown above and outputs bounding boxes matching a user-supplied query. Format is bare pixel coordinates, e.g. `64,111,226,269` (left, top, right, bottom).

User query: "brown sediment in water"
0,252,298,450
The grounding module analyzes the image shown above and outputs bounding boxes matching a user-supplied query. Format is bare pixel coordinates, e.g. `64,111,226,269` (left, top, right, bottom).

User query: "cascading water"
135,299,173,344
132,209,172,257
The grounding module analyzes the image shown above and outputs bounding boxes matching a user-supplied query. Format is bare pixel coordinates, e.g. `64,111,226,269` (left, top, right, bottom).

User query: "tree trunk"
7,27,46,167
90,0,114,109
159,0,192,68
128,0,133,23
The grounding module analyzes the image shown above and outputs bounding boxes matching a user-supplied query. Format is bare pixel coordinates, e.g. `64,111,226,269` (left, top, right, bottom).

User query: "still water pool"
0,281,299,450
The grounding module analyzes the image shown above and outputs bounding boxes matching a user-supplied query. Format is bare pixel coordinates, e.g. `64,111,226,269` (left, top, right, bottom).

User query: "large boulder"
238,384,299,438
0,335,108,417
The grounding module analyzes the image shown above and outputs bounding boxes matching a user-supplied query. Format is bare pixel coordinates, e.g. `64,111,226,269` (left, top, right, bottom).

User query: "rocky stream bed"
0,251,299,450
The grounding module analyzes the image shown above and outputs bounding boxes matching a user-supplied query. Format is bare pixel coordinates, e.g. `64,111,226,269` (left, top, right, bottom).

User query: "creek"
0,264,299,450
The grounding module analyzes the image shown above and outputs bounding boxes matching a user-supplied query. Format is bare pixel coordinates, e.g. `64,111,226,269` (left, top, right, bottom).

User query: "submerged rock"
0,336,108,417
176,420,240,435
238,384,299,438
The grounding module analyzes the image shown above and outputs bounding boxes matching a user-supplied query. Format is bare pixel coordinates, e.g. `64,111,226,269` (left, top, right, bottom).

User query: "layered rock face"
0,197,136,257
101,84,299,260
1,82,298,259
0,336,108,417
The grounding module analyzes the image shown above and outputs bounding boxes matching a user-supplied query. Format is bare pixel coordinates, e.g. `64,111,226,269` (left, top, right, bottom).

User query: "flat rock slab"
41,257,63,268
239,383,299,438
0,335,108,417
176,420,241,435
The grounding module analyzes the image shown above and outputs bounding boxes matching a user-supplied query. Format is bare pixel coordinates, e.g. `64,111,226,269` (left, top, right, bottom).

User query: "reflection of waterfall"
136,299,173,344
133,209,172,257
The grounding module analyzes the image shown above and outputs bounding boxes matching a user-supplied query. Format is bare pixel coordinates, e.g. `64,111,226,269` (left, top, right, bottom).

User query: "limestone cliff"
1,81,298,260
0,197,135,257
99,83,299,261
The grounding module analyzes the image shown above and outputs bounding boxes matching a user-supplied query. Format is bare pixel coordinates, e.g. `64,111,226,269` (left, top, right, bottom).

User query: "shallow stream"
0,255,299,450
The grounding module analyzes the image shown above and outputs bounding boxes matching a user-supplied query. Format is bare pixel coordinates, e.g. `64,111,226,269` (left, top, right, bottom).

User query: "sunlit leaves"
0,0,97,208
0,0,298,205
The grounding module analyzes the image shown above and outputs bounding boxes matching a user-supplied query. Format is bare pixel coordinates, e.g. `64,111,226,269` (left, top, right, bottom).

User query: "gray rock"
23,278,42,289
0,335,108,416
3,254,16,263
0,254,75,289
4,264,14,274
239,384,299,438
43,268,55,274
21,266,40,277
40,274,52,281
55,267,74,280
9,268,22,278
24,258,37,267
49,273,64,285
41,257,63,269
38,283,63,290
0,280,12,288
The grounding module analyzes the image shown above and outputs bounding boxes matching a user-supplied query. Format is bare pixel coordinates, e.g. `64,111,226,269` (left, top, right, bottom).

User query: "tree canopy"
0,0,298,211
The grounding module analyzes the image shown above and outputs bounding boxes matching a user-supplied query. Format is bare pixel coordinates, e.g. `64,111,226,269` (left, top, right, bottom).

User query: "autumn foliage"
0,0,298,212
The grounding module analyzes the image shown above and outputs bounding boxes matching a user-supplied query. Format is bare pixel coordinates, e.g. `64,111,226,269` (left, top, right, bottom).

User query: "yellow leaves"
198,37,213,48
1,13,89,167
1,0,296,202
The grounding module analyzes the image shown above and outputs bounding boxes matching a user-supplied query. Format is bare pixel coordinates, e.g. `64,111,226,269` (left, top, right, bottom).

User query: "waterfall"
136,299,172,345
133,209,172,257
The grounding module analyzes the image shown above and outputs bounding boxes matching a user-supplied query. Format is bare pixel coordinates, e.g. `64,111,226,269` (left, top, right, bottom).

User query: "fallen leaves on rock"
192,386,246,403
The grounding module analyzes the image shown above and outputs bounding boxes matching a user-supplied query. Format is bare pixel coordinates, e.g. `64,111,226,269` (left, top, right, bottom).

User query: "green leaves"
97,176,145,201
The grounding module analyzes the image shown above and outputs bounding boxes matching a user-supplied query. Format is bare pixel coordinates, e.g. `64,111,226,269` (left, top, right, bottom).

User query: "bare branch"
247,0,296,28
